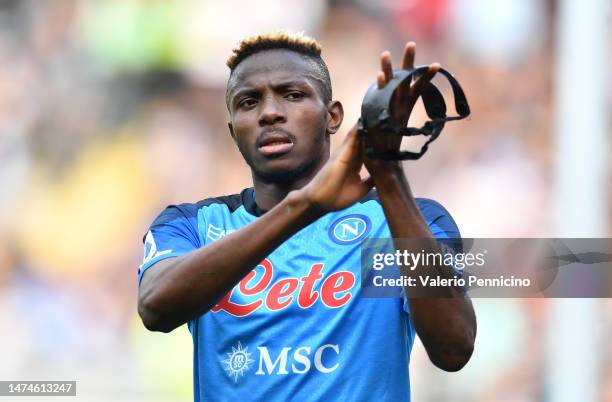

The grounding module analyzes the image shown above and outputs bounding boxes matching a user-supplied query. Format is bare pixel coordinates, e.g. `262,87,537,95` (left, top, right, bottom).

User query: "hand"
300,125,373,213
363,42,440,173
382,42,439,125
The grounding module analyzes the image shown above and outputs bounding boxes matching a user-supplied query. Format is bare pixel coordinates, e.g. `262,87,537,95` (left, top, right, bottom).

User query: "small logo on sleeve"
328,214,371,245
142,231,172,265
207,224,236,241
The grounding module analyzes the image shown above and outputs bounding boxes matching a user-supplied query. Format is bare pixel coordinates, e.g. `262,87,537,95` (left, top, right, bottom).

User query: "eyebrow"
230,79,313,104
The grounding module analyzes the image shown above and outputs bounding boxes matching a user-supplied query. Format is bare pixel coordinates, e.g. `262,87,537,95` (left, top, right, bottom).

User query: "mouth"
257,130,295,156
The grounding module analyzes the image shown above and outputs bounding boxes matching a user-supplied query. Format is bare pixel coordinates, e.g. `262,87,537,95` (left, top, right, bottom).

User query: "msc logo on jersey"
222,341,340,382
223,341,255,382
329,214,371,245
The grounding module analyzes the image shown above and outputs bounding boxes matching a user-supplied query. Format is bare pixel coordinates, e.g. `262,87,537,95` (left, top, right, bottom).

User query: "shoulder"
153,189,250,223
414,198,456,222
357,190,454,218
359,189,460,237
145,189,252,244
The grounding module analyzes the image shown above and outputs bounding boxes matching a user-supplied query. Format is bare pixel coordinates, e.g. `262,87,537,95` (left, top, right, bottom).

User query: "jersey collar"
241,187,268,217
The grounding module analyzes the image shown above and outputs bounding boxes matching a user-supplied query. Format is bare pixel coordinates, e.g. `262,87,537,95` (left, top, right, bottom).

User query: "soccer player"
138,32,476,401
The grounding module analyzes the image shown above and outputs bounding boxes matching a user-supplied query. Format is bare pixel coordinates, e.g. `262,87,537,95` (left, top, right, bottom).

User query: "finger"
330,124,354,157
345,136,368,172
377,71,386,89
395,42,416,101
336,124,361,162
401,42,416,70
380,51,393,83
409,62,439,98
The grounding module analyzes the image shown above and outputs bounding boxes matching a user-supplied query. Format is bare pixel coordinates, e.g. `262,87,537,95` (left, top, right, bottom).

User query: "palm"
303,124,372,212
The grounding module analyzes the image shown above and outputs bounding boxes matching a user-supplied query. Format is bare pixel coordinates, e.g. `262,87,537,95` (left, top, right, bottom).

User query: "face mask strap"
359,65,470,160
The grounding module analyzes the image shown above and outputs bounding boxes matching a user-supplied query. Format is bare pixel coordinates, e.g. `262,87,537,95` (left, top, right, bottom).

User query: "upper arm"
138,256,182,299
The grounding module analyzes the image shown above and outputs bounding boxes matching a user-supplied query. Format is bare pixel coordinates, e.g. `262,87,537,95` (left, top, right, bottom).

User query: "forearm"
139,190,323,332
372,164,476,371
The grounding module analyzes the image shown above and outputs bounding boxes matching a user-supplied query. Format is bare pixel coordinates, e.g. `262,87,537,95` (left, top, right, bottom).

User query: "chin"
253,158,316,184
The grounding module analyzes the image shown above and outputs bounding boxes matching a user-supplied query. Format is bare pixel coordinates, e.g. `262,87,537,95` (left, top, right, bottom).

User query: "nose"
258,95,286,126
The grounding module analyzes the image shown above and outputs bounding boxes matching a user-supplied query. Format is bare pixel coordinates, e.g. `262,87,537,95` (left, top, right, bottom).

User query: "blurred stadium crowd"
0,0,610,401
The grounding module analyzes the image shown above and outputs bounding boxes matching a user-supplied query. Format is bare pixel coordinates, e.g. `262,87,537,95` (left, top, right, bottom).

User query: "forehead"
228,49,319,94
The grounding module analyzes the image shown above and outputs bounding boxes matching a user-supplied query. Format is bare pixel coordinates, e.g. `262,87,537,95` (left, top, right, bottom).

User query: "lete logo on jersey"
328,214,371,245
212,259,355,317
223,341,340,382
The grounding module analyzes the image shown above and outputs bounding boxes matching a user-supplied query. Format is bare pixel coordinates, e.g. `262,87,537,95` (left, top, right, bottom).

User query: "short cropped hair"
226,31,332,106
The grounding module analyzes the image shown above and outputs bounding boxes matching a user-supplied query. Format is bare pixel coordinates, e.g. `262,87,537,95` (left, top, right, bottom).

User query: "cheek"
231,115,256,141
295,105,327,136
229,120,254,157
232,114,250,133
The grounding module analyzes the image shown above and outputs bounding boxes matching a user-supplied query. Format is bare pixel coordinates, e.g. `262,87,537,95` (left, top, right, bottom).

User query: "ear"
228,122,236,142
326,100,344,135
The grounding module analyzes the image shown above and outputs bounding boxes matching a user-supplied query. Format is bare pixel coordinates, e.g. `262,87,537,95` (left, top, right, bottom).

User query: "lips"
257,130,294,156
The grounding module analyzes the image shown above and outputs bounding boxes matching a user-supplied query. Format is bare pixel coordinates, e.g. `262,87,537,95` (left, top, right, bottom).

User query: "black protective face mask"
358,65,470,160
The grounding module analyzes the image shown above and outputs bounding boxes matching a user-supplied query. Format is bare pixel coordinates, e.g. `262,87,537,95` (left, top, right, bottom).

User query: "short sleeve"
417,198,461,241
138,204,202,286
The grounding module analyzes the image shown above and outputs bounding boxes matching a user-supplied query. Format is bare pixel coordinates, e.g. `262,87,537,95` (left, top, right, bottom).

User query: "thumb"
335,123,361,164
354,175,375,200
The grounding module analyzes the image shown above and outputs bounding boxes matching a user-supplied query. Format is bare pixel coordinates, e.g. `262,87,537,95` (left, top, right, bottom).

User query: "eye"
285,91,305,101
237,97,258,109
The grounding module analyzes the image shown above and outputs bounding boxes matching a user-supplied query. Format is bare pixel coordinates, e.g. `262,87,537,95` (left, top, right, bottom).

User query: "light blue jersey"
139,188,460,402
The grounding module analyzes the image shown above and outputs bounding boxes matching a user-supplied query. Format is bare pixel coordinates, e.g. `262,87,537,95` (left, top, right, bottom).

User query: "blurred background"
0,0,610,401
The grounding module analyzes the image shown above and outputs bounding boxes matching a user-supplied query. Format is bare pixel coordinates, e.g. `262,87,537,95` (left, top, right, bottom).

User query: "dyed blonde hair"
226,31,332,105
226,31,322,70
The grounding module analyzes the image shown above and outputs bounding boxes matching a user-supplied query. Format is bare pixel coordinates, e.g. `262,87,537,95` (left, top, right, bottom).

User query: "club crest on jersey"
328,214,371,245
222,341,254,382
